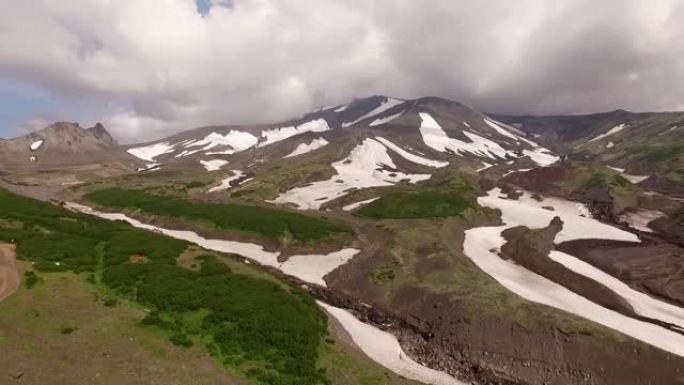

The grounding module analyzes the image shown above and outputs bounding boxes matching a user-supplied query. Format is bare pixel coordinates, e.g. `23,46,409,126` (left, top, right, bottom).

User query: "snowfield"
208,170,249,192
462,188,684,357
279,248,359,286
64,203,359,288
127,142,175,161
478,188,638,244
187,131,259,154
342,197,380,211
419,113,514,160
342,98,404,127
318,302,465,385
549,250,684,330
30,139,44,151
272,138,431,210
484,117,519,141
588,123,627,143
370,111,403,126
259,119,330,147
200,159,229,171
375,137,448,168
483,118,559,166
285,137,329,158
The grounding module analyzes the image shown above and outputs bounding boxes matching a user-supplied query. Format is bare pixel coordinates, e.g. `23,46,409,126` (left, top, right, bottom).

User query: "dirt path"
0,242,19,302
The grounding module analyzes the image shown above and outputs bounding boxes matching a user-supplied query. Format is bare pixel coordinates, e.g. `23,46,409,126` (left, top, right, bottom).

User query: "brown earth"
500,219,636,316
323,214,684,385
557,237,684,307
0,243,19,302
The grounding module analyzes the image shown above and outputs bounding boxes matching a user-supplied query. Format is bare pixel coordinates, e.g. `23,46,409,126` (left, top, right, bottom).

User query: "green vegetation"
584,172,633,189
639,142,684,164
85,187,351,242
24,271,40,288
231,160,335,201
0,187,330,385
356,191,472,219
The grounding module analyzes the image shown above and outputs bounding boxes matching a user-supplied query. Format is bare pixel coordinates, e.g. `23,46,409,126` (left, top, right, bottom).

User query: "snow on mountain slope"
419,112,515,160
463,188,684,357
588,123,627,143
285,137,329,158
272,138,430,210
208,170,251,192
375,137,448,168
318,302,465,385
342,98,405,127
189,131,259,154
30,139,44,151
259,118,330,147
126,142,175,162
484,117,519,141
200,159,229,171
370,111,404,126
484,117,559,166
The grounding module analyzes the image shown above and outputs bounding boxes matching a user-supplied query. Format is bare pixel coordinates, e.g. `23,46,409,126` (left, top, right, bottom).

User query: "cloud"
1,0,683,142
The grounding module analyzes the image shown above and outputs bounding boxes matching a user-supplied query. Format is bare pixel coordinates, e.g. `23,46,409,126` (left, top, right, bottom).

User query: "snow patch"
484,118,519,141
30,139,44,151
607,166,649,184
318,302,464,385
375,137,448,168
259,119,330,147
188,131,259,155
272,138,430,210
370,111,403,126
127,142,175,162
342,98,404,127
284,137,329,158
659,126,680,136
342,197,380,211
622,174,649,184
136,163,161,172
65,203,359,288
549,250,684,330
476,162,493,172
279,249,359,286
200,159,229,171
208,170,250,192
419,113,514,160
588,124,627,143
462,188,684,357
606,141,614,148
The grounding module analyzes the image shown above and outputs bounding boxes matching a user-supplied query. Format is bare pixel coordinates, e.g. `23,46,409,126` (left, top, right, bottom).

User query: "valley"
1,95,683,385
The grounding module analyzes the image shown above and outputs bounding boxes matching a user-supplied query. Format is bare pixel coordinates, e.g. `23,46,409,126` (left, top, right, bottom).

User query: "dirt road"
0,242,19,302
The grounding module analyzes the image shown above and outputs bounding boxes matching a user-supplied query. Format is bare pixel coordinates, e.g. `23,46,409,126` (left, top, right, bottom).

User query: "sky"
1,0,683,143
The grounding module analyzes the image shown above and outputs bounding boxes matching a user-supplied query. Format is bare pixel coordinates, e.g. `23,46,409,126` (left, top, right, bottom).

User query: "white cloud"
1,0,683,142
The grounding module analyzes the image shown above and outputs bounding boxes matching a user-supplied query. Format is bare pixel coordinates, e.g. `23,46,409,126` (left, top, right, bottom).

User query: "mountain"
124,96,558,175
2,95,684,385
0,122,137,171
494,110,684,193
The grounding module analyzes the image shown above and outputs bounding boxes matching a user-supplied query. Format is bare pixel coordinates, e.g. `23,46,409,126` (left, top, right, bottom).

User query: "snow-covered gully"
65,202,461,384
318,302,465,385
463,188,684,357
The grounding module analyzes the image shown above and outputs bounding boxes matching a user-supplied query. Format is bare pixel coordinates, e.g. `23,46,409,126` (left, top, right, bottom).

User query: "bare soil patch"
0,242,19,302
